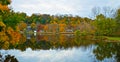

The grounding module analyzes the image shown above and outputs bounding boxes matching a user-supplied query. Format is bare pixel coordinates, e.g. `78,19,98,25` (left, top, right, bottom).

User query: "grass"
107,37,120,41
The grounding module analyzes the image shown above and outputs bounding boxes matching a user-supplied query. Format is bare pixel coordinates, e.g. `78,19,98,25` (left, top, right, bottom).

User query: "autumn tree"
44,24,48,32
19,21,27,31
37,24,44,32
0,0,10,11
0,0,11,21
0,21,8,42
31,22,36,31
59,24,66,32
0,22,21,45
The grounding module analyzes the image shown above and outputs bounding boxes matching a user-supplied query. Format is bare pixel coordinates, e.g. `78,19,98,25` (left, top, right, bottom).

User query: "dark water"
0,34,120,62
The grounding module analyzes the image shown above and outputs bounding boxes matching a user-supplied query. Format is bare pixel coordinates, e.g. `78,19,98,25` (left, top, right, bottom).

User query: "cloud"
10,0,120,17
2,47,94,62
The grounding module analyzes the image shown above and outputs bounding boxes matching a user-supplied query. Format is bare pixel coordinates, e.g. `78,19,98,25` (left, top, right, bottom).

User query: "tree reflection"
0,33,120,61
0,54,18,62
0,34,97,50
93,41,120,62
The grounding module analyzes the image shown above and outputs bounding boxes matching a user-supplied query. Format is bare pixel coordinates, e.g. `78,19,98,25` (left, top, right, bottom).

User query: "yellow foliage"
53,21,57,24
0,32,9,42
30,37,36,43
77,20,81,24
31,22,36,29
19,21,27,31
7,27,14,34
15,26,20,32
0,22,8,42
2,41,9,50
19,34,26,43
60,19,66,23
0,21,6,27
71,24,76,27
0,21,6,32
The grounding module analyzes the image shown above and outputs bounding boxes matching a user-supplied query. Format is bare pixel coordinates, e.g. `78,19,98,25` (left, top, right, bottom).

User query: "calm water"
0,34,120,62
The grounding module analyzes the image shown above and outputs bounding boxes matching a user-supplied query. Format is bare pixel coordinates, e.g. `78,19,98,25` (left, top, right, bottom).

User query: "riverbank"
107,37,120,41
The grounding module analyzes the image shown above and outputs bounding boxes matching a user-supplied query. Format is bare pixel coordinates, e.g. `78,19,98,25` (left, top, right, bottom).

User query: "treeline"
0,0,120,42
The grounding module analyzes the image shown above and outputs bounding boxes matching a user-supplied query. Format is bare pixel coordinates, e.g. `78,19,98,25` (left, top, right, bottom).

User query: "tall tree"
102,7,116,18
93,14,117,36
115,8,120,29
0,0,11,21
91,7,100,19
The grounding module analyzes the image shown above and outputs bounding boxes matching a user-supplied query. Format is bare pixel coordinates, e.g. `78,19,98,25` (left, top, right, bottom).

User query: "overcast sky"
10,0,120,17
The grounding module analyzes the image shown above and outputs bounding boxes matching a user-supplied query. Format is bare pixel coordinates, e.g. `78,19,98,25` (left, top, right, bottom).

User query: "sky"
10,0,120,17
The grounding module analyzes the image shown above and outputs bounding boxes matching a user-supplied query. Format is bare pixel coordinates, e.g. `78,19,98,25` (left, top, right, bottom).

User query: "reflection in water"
0,46,95,62
0,34,120,62
93,42,120,62
0,53,18,62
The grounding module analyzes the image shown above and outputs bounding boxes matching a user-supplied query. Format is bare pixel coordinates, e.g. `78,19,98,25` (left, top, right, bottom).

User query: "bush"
75,30,81,36
81,31,87,36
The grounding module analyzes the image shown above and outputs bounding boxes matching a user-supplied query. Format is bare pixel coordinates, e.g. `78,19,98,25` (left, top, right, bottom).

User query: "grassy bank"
107,37,120,41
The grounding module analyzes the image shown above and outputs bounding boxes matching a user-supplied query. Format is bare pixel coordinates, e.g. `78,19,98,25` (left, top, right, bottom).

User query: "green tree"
93,14,117,36
0,0,11,5
3,11,23,29
115,9,120,31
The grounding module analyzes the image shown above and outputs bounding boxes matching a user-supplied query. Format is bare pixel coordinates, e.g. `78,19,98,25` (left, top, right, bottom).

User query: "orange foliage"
7,27,21,45
59,34,65,44
0,22,21,45
44,25,48,32
59,24,66,32
0,4,9,11
43,36,48,41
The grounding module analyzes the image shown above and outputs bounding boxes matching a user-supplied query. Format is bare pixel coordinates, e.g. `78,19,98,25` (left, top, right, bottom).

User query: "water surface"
0,34,119,62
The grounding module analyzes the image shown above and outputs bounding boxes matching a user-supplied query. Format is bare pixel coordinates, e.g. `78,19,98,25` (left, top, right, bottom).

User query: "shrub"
75,30,81,36
81,31,87,36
